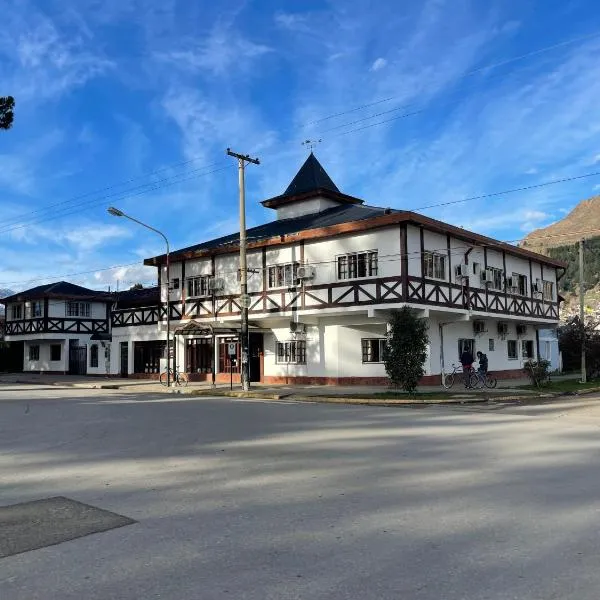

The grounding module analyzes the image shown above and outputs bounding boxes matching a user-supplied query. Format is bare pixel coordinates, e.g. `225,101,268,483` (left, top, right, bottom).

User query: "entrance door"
69,340,87,375
120,342,129,377
249,333,263,383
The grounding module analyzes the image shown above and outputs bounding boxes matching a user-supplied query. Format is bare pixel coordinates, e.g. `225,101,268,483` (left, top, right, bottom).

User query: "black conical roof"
282,152,340,197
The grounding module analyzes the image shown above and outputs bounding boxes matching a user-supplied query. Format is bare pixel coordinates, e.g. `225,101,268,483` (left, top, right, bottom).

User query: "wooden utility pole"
580,238,586,383
227,148,260,392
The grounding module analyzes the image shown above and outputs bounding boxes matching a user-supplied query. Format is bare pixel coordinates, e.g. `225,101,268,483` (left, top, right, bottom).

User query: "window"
490,268,504,290
186,338,212,373
489,338,495,352
11,304,22,320
218,338,240,373
507,340,518,360
171,278,180,290
511,273,528,296
337,251,378,280
66,301,91,317
90,344,98,367
187,276,210,297
32,301,42,318
458,338,475,358
543,280,554,300
29,345,40,361
133,341,166,374
361,338,386,363
522,340,534,359
268,263,299,288
423,251,446,280
472,262,480,275
276,340,307,364
50,344,61,362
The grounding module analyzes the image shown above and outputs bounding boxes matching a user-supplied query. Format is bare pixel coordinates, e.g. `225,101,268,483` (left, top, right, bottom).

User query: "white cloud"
370,58,387,71
525,167,538,175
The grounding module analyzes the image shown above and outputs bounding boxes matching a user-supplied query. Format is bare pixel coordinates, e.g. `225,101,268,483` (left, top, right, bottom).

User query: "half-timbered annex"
118,152,566,384
1,281,112,375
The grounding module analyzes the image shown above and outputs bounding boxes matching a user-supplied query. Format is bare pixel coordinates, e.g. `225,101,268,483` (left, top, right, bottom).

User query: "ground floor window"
361,338,386,363
458,338,475,359
488,339,495,352
29,345,39,361
507,340,518,360
218,337,240,373
276,340,307,364
133,341,166,374
186,338,212,373
50,344,62,362
522,340,534,359
89,344,98,367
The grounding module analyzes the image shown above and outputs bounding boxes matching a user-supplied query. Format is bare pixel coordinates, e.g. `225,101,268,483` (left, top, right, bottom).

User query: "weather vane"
302,139,322,152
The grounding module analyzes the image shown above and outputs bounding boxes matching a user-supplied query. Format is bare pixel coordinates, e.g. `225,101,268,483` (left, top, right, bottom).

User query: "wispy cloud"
370,57,387,71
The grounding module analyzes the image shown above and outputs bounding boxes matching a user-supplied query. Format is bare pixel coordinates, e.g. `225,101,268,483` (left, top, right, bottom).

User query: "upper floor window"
276,340,306,364
11,304,22,320
32,301,42,318
171,278,180,291
66,301,91,317
511,273,528,296
490,267,504,290
187,276,210,298
337,251,378,280
423,251,446,280
542,280,554,300
268,263,299,289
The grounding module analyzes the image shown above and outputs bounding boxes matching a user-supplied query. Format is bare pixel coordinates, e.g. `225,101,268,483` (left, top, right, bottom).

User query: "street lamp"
107,207,171,388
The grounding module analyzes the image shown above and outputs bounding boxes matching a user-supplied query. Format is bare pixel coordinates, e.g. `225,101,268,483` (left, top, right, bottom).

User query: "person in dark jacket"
460,347,474,387
476,351,489,374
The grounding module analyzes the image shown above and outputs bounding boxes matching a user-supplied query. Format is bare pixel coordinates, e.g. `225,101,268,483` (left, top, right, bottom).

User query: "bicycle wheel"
159,370,169,386
442,373,455,389
484,374,497,389
469,372,482,389
178,372,189,387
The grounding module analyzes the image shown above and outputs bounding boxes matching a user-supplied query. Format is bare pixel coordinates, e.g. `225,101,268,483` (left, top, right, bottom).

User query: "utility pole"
227,148,260,391
579,238,586,383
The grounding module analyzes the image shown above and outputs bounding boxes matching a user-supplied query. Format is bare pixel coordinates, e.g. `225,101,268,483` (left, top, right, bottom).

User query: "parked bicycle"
159,366,189,387
442,364,474,389
469,370,498,389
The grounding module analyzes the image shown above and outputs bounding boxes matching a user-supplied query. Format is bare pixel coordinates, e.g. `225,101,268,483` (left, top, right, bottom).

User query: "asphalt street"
1,385,600,599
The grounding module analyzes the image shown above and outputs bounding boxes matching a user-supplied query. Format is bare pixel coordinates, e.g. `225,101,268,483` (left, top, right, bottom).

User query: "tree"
129,283,144,290
383,307,429,393
558,316,600,378
0,96,15,130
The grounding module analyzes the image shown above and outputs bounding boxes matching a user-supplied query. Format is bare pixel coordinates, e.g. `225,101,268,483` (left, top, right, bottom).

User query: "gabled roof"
261,152,364,209
0,281,112,304
114,286,160,309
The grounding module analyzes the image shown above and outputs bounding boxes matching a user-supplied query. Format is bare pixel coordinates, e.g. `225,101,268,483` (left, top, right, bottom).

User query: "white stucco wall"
276,197,340,220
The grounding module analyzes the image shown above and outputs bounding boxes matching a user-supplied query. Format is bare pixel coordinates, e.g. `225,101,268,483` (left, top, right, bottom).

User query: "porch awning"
90,332,112,341
173,320,264,336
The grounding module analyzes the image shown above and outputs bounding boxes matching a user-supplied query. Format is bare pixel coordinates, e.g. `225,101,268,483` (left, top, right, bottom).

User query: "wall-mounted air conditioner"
209,277,225,292
507,276,518,289
296,265,316,280
473,320,485,334
480,269,494,283
455,264,469,278
516,324,527,336
289,321,306,333
497,322,509,335
533,279,543,294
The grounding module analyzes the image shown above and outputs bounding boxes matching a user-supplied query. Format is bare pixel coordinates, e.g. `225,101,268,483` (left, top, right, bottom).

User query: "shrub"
524,359,551,387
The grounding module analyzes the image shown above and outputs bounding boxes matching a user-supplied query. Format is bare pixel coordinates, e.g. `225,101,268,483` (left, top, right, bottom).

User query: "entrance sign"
228,342,237,356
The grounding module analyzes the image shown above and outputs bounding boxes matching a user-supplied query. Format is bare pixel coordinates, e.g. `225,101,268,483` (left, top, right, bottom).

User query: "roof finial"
301,139,322,153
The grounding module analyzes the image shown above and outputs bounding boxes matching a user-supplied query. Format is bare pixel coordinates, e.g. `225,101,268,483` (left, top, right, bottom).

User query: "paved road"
1,386,600,599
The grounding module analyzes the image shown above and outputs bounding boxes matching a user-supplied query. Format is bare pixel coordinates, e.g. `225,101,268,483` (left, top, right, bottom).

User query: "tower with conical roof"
261,153,363,220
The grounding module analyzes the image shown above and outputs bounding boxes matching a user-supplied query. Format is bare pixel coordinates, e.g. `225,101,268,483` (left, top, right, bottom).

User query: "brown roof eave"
261,188,364,209
145,211,567,269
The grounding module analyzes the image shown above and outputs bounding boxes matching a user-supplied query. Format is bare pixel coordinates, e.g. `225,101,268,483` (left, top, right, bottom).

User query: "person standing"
476,351,488,375
460,346,474,387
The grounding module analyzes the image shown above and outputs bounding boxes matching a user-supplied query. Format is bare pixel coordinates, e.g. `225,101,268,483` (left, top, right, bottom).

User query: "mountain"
0,288,14,316
521,196,600,254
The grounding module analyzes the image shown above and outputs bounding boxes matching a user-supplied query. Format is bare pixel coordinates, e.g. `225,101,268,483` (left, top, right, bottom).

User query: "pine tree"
0,96,15,130
383,307,429,393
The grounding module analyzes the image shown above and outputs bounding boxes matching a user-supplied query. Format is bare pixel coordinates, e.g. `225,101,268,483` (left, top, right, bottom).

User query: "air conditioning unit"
455,263,469,278
516,324,527,336
507,276,518,289
480,269,493,284
497,322,509,335
533,279,543,294
297,265,316,280
289,321,306,333
209,277,225,292
473,320,485,334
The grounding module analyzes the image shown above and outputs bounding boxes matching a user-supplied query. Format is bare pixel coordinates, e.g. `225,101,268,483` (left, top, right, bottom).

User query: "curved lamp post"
108,207,171,387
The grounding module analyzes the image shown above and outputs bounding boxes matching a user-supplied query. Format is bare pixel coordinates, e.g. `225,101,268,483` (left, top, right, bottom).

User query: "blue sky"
2,0,600,292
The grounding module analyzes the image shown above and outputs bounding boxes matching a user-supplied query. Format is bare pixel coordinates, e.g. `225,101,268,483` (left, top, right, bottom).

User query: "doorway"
120,342,129,377
69,340,87,375
249,333,263,383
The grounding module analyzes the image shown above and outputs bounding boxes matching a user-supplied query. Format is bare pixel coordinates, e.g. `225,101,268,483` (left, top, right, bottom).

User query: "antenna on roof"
302,139,322,153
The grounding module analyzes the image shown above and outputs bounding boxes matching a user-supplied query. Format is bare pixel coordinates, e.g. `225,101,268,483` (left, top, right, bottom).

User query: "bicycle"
469,370,498,389
442,364,474,389
159,366,189,387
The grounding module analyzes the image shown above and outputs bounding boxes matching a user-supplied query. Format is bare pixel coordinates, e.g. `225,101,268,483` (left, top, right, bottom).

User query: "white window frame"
11,304,23,320
423,251,446,280
268,263,299,289
511,273,528,296
66,301,91,317
337,251,378,281
361,338,386,363
276,340,306,364
186,276,210,298
542,280,554,301
521,339,534,359
489,267,504,290
32,301,42,318
507,339,518,360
